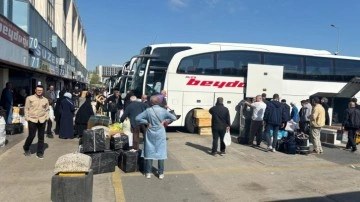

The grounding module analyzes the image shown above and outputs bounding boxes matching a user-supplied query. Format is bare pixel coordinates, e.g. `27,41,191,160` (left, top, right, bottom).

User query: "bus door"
245,64,284,98
243,64,284,136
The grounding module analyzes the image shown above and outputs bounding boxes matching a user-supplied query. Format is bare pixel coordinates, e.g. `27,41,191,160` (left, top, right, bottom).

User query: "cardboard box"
193,109,211,119
198,127,212,136
195,118,212,127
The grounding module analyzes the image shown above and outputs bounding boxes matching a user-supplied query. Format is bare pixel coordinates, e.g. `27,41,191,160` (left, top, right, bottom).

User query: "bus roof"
144,43,208,49
210,42,332,56
167,43,360,61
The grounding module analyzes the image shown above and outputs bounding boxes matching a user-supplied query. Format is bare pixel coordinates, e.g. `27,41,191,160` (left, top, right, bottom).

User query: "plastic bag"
285,120,298,132
223,129,231,146
49,106,55,122
122,119,133,146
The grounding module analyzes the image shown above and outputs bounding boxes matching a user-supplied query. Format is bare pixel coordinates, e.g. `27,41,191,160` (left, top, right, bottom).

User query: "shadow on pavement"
29,143,49,154
185,142,211,154
268,191,360,202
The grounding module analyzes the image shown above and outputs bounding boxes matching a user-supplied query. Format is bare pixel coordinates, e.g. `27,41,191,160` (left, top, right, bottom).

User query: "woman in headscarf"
75,93,94,138
135,95,177,180
59,92,75,139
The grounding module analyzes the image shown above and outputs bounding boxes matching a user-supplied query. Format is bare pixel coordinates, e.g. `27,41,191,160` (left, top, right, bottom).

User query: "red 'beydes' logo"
185,76,245,88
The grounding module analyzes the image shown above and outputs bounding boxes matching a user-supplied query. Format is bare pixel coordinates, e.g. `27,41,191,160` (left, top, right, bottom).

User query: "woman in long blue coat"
135,95,176,180
59,92,75,139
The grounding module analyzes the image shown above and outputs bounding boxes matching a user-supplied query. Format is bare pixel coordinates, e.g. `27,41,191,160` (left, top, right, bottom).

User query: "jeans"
212,128,226,153
265,123,279,149
110,111,118,124
5,107,12,124
23,121,46,155
145,159,164,174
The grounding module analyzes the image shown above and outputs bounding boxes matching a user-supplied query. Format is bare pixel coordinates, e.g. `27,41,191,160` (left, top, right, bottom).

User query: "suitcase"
110,134,129,150
51,170,93,202
86,151,117,175
285,135,296,155
87,115,110,129
5,123,24,135
296,146,310,155
82,129,106,153
118,150,142,173
237,136,249,145
275,139,285,152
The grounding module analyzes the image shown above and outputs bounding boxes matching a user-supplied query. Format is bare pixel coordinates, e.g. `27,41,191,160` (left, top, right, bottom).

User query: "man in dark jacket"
280,99,291,130
0,82,14,124
105,89,123,123
209,97,230,156
120,96,148,150
342,102,360,152
263,94,284,152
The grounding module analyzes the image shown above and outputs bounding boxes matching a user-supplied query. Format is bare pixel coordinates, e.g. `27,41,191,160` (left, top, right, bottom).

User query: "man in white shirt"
245,95,267,146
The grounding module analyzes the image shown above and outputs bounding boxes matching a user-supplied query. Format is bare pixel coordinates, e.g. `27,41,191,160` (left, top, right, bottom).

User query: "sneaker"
267,146,273,151
145,173,151,179
159,174,164,180
272,148,276,153
24,150,31,157
210,152,217,156
36,154,44,159
351,148,357,152
47,134,54,138
219,151,226,156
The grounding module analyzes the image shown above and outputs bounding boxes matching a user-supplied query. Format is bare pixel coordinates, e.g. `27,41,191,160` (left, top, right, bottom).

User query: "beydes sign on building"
0,15,29,49
185,76,245,88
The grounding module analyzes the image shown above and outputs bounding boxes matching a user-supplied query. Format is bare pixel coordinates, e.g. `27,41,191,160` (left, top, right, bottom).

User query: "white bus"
157,43,360,133
129,43,208,98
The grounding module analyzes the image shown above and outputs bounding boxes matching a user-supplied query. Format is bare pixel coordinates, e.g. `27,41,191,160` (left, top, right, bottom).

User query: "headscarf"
64,92,72,99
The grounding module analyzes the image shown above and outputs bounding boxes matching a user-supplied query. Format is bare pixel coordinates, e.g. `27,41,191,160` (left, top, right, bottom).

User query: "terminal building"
0,0,88,100
95,65,122,83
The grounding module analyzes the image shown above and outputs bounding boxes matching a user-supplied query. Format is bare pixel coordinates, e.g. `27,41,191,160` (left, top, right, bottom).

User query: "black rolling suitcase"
86,151,117,175
118,150,142,173
82,129,106,153
295,133,310,155
284,134,296,155
5,123,24,135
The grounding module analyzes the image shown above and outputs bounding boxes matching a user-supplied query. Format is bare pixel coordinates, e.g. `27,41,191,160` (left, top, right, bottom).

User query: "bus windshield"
130,57,148,97
131,59,168,98
129,46,193,98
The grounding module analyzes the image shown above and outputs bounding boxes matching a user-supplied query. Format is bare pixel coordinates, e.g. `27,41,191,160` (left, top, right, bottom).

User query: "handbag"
223,129,231,146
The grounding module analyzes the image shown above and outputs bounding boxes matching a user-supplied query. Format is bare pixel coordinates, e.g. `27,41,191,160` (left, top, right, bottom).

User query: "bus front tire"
185,110,197,134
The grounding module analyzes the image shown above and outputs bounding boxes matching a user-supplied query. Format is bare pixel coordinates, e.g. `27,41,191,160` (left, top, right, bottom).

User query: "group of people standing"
212,93,328,155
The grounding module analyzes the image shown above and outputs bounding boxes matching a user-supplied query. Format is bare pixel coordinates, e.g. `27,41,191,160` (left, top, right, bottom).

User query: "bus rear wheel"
185,110,197,133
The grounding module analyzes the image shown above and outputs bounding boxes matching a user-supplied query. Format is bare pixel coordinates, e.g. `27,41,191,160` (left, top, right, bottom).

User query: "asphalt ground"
1,99,360,202
1,127,360,202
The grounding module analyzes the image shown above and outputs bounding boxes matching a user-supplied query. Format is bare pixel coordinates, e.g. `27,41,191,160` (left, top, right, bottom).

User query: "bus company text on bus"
186,77,245,88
